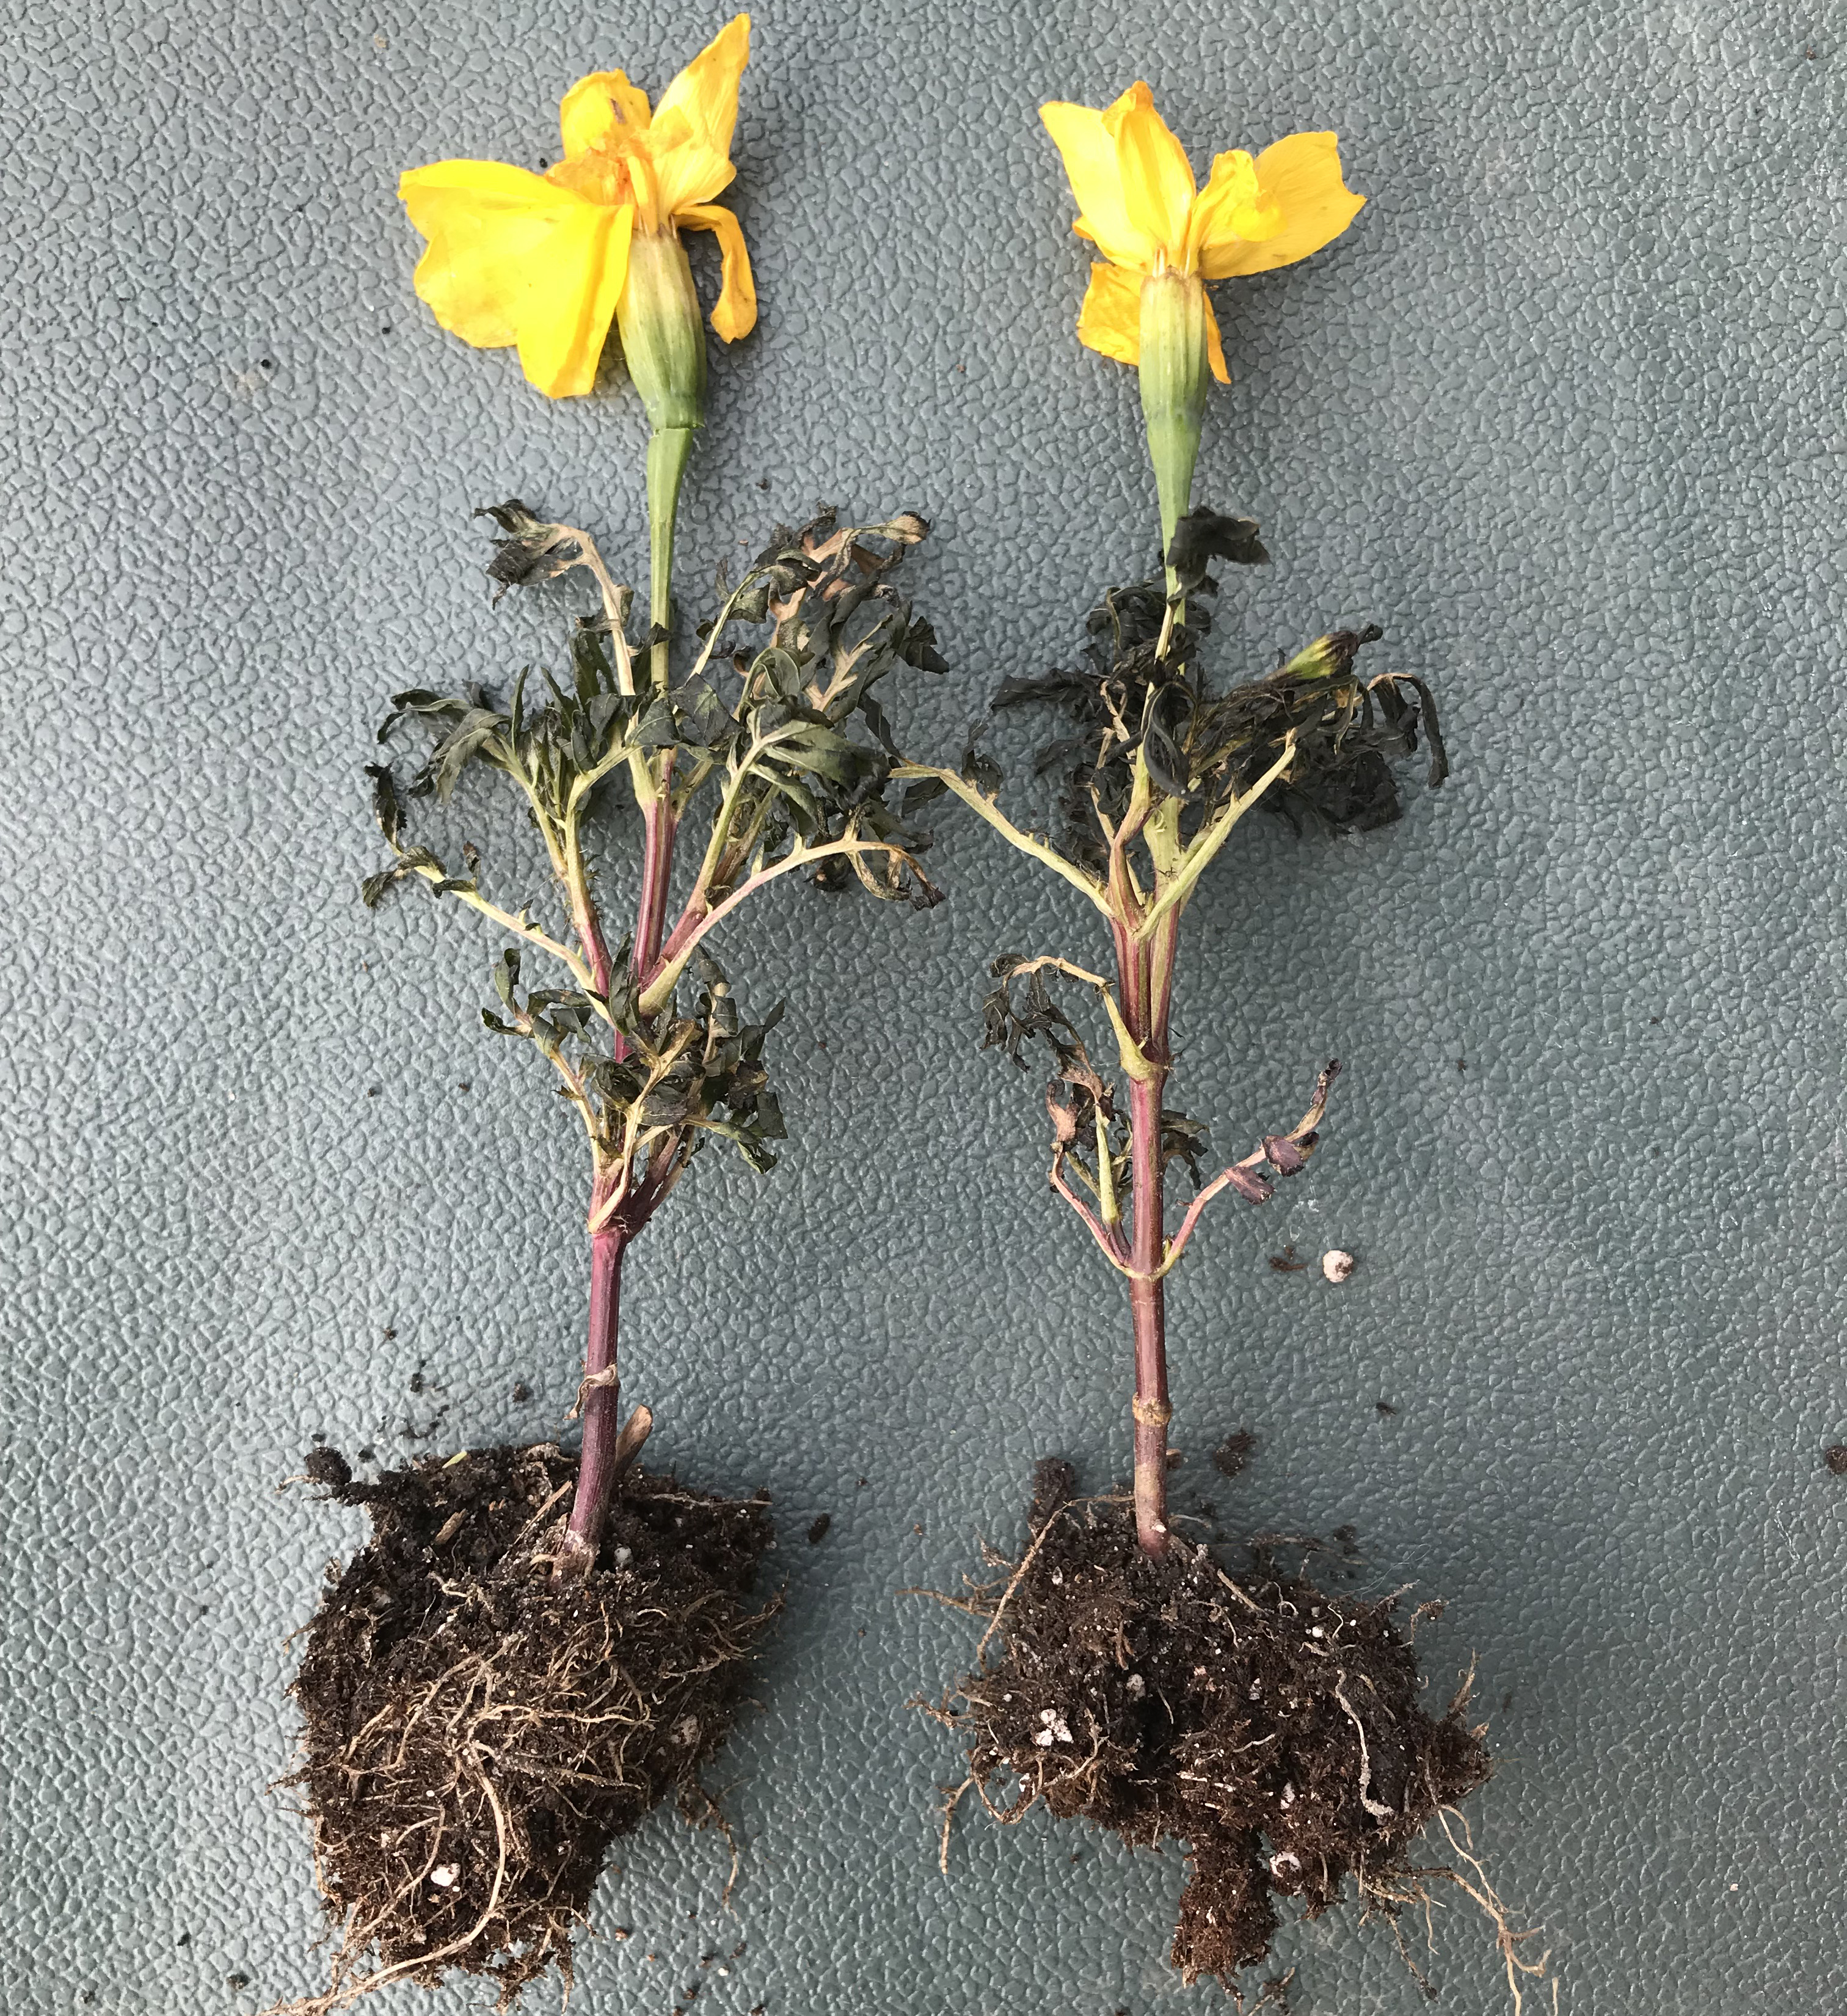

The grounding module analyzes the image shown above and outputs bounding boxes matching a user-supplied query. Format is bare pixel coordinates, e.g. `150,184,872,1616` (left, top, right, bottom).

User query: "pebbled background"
3,2,1843,2011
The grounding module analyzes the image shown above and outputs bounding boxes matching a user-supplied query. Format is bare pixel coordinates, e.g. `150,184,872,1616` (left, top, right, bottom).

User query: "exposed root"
267,1444,776,2014
932,1458,1548,2004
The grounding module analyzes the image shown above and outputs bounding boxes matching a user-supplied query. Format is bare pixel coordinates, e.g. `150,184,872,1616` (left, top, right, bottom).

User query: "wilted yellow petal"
1040,98,1155,271
1184,150,1278,271
1201,292,1230,385
559,69,652,157
1074,260,1142,368
1201,131,1364,279
399,161,632,395
1105,83,1195,260
650,104,738,219
654,14,750,160
677,201,757,341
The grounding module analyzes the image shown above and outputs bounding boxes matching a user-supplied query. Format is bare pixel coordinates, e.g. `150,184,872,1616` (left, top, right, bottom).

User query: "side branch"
1131,734,1298,943
1153,1059,1341,1279
638,833,931,1017
1002,953,1156,1086
893,762,1113,920
1049,1153,1133,1271
407,861,607,1009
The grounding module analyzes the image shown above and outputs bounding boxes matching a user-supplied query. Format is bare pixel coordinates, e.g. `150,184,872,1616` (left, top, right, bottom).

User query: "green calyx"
617,230,707,689
617,228,708,434
1136,267,1211,600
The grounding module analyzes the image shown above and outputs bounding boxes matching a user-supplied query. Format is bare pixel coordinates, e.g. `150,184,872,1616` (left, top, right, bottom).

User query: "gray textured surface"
4,1,1843,2011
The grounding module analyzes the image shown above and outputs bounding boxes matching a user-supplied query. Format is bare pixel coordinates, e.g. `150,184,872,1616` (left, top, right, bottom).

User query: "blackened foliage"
480,942,789,1182
1165,506,1270,594
985,511,1444,872
370,506,942,905
474,499,589,602
979,955,1299,1215
358,506,947,1178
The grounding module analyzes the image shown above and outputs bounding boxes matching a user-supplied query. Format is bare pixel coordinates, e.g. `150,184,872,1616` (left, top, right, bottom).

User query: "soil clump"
939,1459,1492,1991
281,1442,774,2011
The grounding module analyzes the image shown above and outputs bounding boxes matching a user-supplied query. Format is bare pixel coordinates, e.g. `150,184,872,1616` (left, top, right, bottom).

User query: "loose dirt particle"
1212,1431,1257,1480
1826,1445,1847,1477
806,1514,832,1545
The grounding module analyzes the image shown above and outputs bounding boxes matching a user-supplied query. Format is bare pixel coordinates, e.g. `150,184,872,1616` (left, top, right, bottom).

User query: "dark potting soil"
939,1460,1493,1992
283,1443,775,2011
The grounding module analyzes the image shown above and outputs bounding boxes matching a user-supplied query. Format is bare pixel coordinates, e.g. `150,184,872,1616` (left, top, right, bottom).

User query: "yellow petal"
1201,291,1230,385
399,161,632,395
1184,150,1278,270
559,70,652,158
677,201,757,341
1040,99,1155,271
515,202,632,395
1074,260,1142,368
649,104,738,219
654,14,750,160
1201,131,1364,279
1104,82,1195,260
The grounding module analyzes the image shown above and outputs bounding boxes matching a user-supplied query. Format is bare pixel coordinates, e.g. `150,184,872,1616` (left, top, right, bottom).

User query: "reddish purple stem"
558,769,680,1577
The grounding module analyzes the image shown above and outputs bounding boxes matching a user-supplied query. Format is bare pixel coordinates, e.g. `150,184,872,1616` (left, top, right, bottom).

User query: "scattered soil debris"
1375,1400,1397,1418
1826,1445,1847,1477
1212,1431,1258,1480
283,1444,776,2006
1267,1245,1308,1274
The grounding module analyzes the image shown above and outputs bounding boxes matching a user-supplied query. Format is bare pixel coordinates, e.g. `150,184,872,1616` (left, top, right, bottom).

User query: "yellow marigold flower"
1041,82,1364,580
1039,82,1364,382
398,15,757,400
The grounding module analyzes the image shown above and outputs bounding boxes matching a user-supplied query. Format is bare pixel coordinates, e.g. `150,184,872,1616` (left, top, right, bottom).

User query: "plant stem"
558,1186,627,1574
1115,916,1178,1555
646,427,694,695
633,776,678,982
556,418,693,1579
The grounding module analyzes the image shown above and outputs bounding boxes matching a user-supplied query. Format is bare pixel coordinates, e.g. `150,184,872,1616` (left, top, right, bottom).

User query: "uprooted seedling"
904,486,1543,2000
273,486,947,2010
